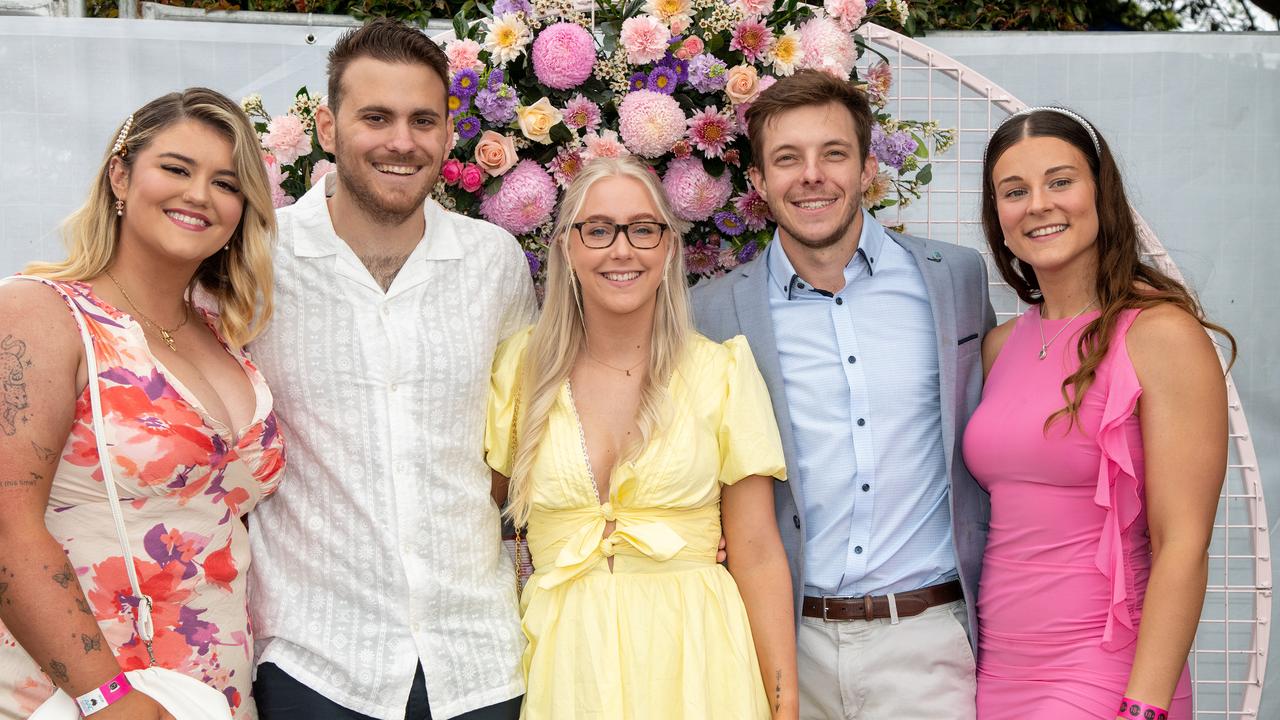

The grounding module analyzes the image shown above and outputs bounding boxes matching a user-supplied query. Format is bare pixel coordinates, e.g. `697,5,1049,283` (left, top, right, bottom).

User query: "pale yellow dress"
485,328,787,720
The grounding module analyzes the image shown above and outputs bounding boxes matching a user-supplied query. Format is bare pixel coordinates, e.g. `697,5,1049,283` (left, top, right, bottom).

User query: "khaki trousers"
797,599,977,720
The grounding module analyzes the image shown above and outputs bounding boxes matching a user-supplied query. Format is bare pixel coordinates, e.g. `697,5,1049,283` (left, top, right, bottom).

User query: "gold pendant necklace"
585,348,645,377
105,270,190,352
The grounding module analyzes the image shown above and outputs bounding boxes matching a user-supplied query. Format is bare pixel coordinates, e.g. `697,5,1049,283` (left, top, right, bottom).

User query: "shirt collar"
289,172,463,261
765,209,887,300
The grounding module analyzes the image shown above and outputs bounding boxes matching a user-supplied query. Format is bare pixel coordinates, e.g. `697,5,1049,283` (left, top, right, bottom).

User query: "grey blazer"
691,230,996,649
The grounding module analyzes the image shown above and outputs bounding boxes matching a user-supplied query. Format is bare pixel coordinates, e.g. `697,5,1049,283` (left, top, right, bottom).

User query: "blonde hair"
25,87,276,348
506,156,693,526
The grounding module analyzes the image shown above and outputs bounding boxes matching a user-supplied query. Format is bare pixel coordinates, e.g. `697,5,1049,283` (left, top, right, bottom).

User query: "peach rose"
515,97,563,145
474,130,519,177
724,64,761,105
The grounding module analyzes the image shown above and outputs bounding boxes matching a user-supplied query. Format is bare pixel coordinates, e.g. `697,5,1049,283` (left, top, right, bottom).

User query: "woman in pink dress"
0,89,283,719
963,107,1235,720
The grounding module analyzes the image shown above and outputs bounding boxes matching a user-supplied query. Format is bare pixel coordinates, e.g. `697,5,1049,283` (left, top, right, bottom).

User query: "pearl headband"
110,115,134,158
991,106,1101,158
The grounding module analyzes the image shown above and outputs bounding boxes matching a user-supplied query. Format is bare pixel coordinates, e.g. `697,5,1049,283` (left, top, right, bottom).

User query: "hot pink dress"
962,308,1192,718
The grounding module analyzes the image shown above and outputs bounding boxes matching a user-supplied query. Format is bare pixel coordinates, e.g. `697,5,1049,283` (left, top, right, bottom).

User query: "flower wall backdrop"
249,0,953,284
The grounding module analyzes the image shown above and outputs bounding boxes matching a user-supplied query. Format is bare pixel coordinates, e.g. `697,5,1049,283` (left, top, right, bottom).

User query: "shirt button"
857,418,866,427
835,297,844,305
411,622,421,632
847,355,856,364
389,383,399,392
380,306,390,316
861,483,870,492
792,515,801,529
854,545,863,554
795,281,805,289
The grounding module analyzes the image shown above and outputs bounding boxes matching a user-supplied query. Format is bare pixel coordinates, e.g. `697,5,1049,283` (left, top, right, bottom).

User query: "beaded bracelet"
1118,696,1168,720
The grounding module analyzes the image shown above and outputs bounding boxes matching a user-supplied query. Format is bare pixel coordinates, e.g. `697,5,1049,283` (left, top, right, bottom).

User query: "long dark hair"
980,108,1236,431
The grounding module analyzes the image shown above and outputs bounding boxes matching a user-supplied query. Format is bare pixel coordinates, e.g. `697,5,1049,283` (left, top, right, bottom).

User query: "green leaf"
484,174,504,194
915,163,932,185
549,123,573,144
703,157,726,177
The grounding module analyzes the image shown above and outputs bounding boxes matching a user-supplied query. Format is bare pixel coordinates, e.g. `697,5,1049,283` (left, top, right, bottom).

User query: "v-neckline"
563,379,610,506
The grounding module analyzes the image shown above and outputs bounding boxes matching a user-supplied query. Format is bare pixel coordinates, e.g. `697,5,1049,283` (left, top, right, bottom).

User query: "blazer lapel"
730,261,804,511
890,232,959,477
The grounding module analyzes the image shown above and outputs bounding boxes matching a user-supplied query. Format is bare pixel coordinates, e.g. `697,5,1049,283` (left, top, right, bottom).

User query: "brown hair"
27,88,276,348
981,108,1236,431
746,69,874,167
327,18,450,112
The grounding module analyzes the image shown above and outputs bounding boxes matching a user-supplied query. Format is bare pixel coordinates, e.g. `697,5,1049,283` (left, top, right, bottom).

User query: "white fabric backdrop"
1,17,1276,714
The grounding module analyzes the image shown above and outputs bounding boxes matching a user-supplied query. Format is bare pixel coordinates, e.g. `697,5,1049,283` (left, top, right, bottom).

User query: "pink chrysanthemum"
532,22,597,90
547,147,586,188
734,189,772,231
686,106,737,159
562,94,602,132
864,61,893,106
618,90,687,158
480,160,558,235
730,19,774,63
582,129,630,161
262,114,312,166
736,0,774,16
262,154,295,209
824,0,867,32
309,159,335,188
684,241,721,276
620,15,672,65
445,38,484,74
662,156,733,222
799,16,857,78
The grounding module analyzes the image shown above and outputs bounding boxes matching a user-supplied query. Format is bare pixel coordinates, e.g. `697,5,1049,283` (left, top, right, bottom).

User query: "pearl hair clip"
111,114,135,158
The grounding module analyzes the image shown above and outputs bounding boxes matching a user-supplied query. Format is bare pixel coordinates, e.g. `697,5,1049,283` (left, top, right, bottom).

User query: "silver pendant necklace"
1037,299,1096,360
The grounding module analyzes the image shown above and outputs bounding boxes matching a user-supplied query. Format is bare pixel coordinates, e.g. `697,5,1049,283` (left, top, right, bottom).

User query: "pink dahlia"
686,106,737,159
480,160,558,235
620,15,672,65
262,114,312,166
734,189,772,231
730,19,774,63
824,0,867,32
445,38,484,74
547,146,586,188
562,94,602,132
618,90,686,158
309,159,335,188
262,154,294,209
736,0,774,16
684,241,721,276
799,16,857,78
582,129,630,161
532,22,596,90
864,61,893,106
662,157,732,222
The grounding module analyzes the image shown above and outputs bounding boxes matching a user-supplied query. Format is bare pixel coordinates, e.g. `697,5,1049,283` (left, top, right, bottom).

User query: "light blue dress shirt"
767,210,957,597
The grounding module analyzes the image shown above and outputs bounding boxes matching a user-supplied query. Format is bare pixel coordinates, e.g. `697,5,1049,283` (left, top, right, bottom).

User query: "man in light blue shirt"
693,71,995,718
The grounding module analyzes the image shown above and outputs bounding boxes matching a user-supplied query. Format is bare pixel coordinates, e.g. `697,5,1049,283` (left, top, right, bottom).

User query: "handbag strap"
7,277,158,661
509,351,525,592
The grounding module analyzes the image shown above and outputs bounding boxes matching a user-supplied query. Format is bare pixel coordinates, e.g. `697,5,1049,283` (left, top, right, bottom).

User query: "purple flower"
688,54,728,93
487,68,506,88
457,116,482,141
647,66,679,94
629,72,649,92
475,85,518,124
867,0,879,6
736,242,760,263
524,250,542,275
658,53,689,84
714,210,746,236
493,0,532,14
451,68,481,98
870,124,919,170
448,93,470,116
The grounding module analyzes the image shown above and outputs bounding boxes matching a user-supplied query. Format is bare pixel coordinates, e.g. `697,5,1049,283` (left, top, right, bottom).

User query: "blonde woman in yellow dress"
485,155,798,719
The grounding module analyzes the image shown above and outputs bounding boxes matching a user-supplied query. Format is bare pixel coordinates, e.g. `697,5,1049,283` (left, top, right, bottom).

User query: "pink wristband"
75,671,133,717
1118,696,1168,720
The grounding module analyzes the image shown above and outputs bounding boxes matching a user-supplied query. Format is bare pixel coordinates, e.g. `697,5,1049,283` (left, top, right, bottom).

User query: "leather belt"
802,580,963,621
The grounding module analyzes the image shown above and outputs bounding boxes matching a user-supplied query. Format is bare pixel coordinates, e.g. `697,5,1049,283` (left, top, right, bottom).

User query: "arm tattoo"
0,473,40,490
775,669,782,713
76,597,93,615
81,633,102,654
32,441,57,463
1,335,30,436
0,582,8,607
51,561,75,589
47,659,69,684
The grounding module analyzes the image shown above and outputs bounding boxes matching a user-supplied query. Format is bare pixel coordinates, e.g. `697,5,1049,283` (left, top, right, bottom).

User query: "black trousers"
254,662,522,720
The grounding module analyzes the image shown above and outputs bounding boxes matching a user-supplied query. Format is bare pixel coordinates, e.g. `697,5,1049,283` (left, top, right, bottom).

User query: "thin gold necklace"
1037,298,1096,360
105,270,190,352
585,348,646,377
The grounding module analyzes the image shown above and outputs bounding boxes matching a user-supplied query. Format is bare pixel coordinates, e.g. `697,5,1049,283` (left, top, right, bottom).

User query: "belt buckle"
821,596,834,621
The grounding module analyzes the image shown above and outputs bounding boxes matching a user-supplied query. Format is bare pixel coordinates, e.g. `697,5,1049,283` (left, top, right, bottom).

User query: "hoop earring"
115,199,125,217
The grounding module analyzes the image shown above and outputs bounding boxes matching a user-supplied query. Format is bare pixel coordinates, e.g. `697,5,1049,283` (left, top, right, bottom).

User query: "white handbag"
28,279,234,720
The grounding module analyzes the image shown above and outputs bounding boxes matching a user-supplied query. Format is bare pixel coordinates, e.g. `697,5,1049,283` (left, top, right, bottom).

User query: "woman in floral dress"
0,88,283,719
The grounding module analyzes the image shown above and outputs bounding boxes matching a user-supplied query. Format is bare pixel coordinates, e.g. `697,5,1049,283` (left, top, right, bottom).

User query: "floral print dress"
0,279,285,719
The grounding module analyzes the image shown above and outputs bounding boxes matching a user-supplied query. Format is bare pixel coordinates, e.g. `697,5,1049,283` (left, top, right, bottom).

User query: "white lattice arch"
855,23,1271,718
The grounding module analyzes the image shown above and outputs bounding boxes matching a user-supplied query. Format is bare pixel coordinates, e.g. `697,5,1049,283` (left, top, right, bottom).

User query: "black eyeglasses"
572,221,669,249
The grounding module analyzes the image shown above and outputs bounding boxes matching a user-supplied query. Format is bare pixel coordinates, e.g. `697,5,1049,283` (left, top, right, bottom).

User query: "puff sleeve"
485,326,533,476
717,335,788,486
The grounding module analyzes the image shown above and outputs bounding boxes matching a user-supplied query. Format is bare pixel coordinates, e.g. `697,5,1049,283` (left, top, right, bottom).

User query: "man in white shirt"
247,19,535,720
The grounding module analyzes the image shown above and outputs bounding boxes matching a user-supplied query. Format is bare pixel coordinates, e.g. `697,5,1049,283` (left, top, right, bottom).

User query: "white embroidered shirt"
248,175,536,719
